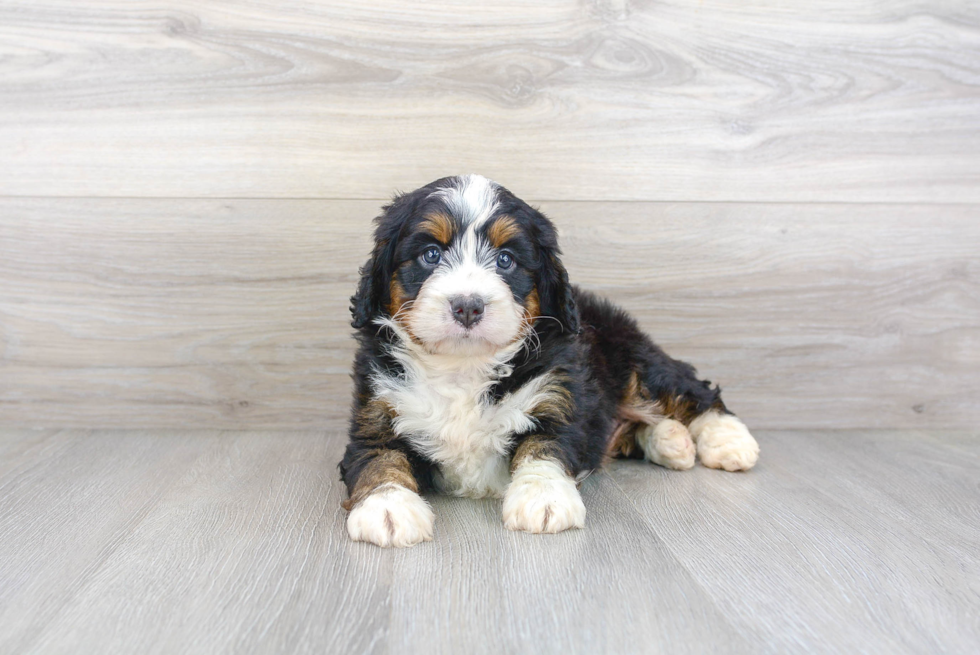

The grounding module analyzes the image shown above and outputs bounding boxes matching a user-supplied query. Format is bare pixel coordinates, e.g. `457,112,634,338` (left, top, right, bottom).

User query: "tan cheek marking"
342,449,418,511
487,215,520,248
389,267,425,343
523,286,540,323
389,275,407,320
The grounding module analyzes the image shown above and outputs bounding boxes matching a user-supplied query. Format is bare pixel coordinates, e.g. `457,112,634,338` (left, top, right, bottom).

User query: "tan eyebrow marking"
419,212,454,244
487,215,521,248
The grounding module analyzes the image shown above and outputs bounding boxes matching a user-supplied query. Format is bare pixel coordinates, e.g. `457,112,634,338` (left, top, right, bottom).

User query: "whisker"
390,300,417,323
517,318,543,360
525,315,564,334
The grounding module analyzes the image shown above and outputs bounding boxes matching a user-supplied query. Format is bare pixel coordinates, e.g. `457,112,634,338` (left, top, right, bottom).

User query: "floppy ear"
349,243,387,329
532,211,580,335
538,250,579,334
349,193,417,329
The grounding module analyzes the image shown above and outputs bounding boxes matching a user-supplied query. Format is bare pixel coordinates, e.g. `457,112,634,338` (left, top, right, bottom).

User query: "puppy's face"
352,175,575,356
391,208,535,355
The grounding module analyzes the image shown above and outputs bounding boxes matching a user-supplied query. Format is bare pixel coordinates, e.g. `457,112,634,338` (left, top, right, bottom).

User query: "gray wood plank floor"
1,429,977,654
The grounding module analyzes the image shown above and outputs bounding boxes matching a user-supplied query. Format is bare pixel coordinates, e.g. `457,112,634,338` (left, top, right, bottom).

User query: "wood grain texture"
2,198,978,430
608,430,980,654
0,1,978,201
1,428,978,654
0,429,228,651
387,478,750,655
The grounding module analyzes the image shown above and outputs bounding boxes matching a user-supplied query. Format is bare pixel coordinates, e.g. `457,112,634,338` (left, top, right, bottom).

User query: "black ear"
349,249,383,329
539,251,579,335
532,210,580,335
349,192,419,329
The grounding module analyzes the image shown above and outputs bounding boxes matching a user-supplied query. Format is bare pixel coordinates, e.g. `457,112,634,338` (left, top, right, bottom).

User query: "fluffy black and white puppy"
340,175,759,547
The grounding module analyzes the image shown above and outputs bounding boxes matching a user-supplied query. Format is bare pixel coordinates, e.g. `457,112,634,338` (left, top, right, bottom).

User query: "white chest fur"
371,348,557,498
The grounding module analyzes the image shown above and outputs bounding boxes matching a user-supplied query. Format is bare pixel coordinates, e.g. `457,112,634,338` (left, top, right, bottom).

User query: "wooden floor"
1,428,977,654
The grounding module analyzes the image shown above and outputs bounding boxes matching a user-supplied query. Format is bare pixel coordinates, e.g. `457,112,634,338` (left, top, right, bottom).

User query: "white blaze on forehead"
430,174,499,228
442,225,493,273
434,176,500,294
432,175,501,279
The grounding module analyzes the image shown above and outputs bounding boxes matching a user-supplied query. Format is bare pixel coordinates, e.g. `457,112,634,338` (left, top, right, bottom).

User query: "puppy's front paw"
503,459,586,534
690,411,759,471
636,418,696,470
346,485,434,548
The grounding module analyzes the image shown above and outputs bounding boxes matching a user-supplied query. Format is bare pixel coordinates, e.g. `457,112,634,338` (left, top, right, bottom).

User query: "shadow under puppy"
340,175,759,547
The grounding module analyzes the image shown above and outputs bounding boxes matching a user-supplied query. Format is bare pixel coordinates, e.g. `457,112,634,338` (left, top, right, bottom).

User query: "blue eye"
421,246,442,266
496,252,514,270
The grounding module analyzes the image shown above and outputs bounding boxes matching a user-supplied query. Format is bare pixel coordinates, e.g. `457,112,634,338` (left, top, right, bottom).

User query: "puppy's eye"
496,251,514,270
421,246,442,266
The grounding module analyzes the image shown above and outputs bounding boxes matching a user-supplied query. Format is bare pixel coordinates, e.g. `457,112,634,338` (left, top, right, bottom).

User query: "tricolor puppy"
340,175,759,547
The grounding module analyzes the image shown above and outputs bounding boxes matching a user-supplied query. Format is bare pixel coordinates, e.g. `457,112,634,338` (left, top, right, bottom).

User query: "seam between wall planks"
2,194,980,208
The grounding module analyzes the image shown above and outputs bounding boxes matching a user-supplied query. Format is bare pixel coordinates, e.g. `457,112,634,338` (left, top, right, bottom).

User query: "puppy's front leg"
342,449,434,548
503,437,586,534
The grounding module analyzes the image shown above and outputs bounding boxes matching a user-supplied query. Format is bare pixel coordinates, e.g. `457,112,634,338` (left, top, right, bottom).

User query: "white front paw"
503,459,586,534
690,411,760,471
346,485,434,548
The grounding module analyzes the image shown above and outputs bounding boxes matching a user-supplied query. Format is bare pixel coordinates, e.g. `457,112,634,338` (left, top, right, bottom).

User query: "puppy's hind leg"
633,345,759,472
616,373,694,470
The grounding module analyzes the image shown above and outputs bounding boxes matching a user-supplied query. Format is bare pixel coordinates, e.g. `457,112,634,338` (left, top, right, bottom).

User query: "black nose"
449,295,485,328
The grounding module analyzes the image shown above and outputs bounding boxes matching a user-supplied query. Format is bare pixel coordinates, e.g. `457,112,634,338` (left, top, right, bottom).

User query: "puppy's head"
351,175,577,355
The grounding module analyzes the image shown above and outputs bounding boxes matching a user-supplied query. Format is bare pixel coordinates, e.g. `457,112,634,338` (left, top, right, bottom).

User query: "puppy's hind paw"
636,418,696,470
690,411,759,471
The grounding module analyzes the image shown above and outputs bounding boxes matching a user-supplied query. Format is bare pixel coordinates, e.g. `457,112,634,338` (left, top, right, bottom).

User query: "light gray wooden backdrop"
1,0,978,430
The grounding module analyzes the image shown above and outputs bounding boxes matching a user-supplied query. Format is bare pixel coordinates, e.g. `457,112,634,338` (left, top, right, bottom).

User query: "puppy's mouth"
401,289,522,355
443,316,490,341
429,302,509,353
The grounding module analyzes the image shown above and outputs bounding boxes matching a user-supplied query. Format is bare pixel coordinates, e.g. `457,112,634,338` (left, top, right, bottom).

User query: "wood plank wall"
1,1,978,430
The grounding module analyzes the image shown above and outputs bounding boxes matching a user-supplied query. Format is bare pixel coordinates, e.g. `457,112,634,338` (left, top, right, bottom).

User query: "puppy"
340,175,759,547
